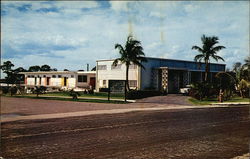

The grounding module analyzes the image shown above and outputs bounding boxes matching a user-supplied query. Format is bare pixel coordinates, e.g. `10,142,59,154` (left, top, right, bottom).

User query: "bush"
69,89,80,100
32,86,47,97
9,86,18,96
189,82,219,100
99,88,109,92
1,86,9,94
127,90,162,99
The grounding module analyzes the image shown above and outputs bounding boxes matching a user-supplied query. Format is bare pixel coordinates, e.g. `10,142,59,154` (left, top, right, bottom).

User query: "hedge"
127,90,162,99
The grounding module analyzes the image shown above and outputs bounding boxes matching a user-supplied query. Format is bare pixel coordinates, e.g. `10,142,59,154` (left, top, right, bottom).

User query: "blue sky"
1,1,249,73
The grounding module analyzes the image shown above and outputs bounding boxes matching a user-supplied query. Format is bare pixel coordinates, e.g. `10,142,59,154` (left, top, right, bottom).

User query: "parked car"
179,85,191,95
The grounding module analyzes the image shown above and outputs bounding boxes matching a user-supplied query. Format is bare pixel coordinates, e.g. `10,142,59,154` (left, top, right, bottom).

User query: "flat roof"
97,56,226,66
19,71,96,74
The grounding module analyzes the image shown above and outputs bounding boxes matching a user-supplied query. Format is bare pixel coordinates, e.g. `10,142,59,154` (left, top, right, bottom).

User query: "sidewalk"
210,102,249,106
2,104,247,123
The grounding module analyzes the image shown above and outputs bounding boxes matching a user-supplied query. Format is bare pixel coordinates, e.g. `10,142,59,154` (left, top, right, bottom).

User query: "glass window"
52,75,56,78
103,80,106,85
129,64,137,69
58,75,62,78
129,80,137,87
78,75,87,82
71,75,74,78
43,75,46,77
111,64,122,70
27,75,31,78
98,65,107,70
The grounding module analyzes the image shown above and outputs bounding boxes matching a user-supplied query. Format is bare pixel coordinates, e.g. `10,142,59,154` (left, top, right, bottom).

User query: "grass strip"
5,95,129,104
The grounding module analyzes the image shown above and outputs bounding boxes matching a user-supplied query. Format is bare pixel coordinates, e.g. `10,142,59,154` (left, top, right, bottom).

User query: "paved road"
1,95,192,117
1,106,249,159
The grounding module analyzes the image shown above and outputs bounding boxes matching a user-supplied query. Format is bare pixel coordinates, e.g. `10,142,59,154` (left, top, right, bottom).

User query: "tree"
0,61,27,85
64,69,69,71
0,61,16,85
232,62,242,84
192,35,225,82
28,65,41,72
0,61,14,74
91,66,96,71
113,35,147,102
40,65,51,71
13,67,27,83
242,56,250,70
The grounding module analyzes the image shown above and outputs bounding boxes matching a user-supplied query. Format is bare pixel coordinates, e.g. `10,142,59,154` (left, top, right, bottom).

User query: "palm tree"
242,56,250,70
192,35,226,82
113,35,147,101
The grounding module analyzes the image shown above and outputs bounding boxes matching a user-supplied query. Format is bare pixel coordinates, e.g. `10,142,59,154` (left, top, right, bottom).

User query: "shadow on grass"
6,95,129,104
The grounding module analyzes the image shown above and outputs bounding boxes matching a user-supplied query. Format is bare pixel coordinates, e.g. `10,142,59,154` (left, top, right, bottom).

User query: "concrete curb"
210,102,249,106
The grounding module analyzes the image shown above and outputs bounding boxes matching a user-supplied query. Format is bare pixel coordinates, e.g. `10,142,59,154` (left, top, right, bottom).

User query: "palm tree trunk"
205,60,209,82
126,65,130,91
124,65,129,102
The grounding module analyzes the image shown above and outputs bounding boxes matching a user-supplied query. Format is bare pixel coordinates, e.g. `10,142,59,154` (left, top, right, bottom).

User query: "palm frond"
212,55,225,62
212,45,226,52
194,54,204,62
192,46,203,53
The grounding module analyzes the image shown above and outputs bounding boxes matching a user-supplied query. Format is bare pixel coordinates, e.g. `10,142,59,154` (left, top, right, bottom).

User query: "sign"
108,80,125,93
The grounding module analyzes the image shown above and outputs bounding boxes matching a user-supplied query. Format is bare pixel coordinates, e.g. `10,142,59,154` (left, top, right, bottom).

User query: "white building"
96,57,226,93
21,71,96,91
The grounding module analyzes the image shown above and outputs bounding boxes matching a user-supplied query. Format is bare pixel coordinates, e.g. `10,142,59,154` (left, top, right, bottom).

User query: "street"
1,106,249,159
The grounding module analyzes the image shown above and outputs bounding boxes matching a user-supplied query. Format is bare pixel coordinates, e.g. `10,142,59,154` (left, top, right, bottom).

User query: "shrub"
1,86,9,94
127,90,162,99
99,88,109,92
69,89,80,100
189,82,219,100
9,86,18,96
32,86,47,97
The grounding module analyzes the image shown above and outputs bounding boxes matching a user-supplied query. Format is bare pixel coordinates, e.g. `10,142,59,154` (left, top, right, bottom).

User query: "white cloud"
1,1,249,73
109,1,130,12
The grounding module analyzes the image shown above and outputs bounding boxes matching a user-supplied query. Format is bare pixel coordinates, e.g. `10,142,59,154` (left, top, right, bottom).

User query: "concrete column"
161,68,168,93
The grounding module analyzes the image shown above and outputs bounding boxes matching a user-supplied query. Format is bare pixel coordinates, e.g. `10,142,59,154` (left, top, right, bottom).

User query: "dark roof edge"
97,56,226,66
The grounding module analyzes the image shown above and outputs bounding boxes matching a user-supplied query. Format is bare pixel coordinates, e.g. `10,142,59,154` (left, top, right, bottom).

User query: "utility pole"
87,64,89,71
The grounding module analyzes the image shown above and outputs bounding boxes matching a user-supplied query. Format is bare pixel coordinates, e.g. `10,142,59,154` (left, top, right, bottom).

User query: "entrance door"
63,77,67,86
90,77,96,89
168,70,180,93
46,77,50,86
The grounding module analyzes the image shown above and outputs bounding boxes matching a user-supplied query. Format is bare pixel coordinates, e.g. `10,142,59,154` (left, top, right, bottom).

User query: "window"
27,75,31,78
129,64,137,69
111,64,122,70
58,75,62,78
71,75,74,78
31,75,35,78
98,65,107,70
103,80,106,85
129,80,137,87
78,75,87,82
43,75,46,77
52,75,56,78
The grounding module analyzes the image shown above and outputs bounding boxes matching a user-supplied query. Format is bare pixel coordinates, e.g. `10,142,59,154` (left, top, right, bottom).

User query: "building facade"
21,71,96,91
96,57,226,93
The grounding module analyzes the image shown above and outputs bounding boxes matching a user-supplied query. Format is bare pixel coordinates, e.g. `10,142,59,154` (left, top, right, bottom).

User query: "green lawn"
43,91,124,99
188,96,250,105
6,95,128,104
